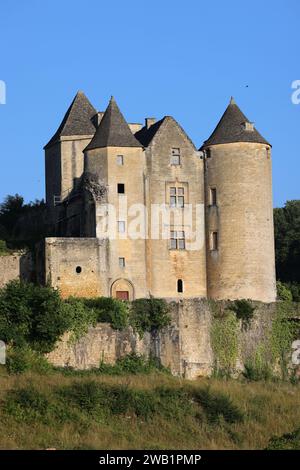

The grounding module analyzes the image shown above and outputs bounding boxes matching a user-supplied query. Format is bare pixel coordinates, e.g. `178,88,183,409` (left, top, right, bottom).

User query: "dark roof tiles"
202,97,270,148
44,91,97,149
84,96,142,151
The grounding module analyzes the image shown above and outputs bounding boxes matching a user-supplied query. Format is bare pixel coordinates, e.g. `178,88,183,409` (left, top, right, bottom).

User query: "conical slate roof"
202,97,270,148
44,91,97,149
84,96,142,151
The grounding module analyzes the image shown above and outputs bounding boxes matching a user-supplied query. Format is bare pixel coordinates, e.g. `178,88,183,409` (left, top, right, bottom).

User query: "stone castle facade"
42,93,276,302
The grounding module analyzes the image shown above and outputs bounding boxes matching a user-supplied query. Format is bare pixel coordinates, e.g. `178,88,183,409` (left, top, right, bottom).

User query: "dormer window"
243,122,254,131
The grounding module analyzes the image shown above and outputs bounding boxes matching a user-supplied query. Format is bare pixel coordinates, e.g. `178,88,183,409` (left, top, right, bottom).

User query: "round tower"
202,97,276,302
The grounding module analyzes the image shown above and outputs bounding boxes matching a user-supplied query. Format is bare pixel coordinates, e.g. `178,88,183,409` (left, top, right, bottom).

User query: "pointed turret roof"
44,91,97,149
84,96,142,151
202,97,270,147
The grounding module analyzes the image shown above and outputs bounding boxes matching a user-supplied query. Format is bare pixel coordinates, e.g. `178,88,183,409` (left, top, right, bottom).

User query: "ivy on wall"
210,311,239,378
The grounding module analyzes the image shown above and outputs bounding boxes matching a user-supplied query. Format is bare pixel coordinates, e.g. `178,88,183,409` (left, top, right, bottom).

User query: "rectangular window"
170,148,181,165
170,230,185,250
118,221,126,233
117,155,124,165
211,231,218,250
169,187,184,207
117,183,125,194
210,187,217,206
119,257,125,268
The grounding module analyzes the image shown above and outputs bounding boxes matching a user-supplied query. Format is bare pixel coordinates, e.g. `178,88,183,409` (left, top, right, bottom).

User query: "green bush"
6,346,52,374
243,360,274,382
0,239,10,255
4,387,51,423
193,388,244,424
0,280,71,353
82,297,129,330
276,281,293,301
59,381,192,421
64,297,97,342
99,353,167,375
130,297,171,337
266,428,300,450
230,299,255,329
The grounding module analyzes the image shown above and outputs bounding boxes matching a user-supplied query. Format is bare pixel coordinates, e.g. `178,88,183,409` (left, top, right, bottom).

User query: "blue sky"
0,0,299,207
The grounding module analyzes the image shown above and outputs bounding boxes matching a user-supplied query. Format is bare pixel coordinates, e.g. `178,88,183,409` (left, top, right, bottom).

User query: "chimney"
91,112,104,128
145,117,156,129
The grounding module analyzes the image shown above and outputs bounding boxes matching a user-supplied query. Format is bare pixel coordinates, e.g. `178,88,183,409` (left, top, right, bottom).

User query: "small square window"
118,221,126,233
117,155,124,165
118,183,125,194
177,187,184,196
170,187,176,196
119,257,125,268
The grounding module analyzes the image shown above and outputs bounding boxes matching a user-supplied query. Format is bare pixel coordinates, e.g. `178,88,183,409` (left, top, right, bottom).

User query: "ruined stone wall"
47,299,298,379
0,251,34,288
44,237,108,298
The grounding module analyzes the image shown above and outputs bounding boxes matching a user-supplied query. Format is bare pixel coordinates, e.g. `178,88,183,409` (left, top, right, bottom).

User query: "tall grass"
0,367,299,449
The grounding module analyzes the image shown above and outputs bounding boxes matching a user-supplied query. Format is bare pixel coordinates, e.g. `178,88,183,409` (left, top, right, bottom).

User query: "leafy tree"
0,194,47,249
274,200,300,283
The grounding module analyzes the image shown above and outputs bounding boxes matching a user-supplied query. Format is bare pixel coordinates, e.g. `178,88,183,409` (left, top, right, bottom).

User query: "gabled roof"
135,116,196,149
44,91,97,149
134,118,165,146
202,97,270,148
84,96,142,151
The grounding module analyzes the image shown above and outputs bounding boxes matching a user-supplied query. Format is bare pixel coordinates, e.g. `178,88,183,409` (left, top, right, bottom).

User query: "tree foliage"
0,194,47,249
274,200,300,283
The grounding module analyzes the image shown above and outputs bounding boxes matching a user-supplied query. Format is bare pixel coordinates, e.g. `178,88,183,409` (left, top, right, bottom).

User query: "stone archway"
110,278,135,301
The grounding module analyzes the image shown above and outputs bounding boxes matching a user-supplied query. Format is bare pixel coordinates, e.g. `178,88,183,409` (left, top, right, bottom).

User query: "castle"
42,93,276,303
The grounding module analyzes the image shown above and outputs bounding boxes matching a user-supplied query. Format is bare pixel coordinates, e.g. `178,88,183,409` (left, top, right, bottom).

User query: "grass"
0,366,299,449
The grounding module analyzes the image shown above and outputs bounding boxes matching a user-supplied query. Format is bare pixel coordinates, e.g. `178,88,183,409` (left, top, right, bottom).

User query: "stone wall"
0,251,34,288
47,299,300,379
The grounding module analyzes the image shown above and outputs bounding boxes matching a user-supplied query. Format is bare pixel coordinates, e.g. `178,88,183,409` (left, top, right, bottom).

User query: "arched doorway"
111,278,134,301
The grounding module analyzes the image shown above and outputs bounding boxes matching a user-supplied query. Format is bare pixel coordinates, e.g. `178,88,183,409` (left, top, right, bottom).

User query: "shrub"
6,346,52,374
0,280,72,353
82,297,129,330
64,297,97,342
59,382,191,421
230,299,255,329
0,239,10,255
4,387,50,423
100,353,167,375
130,297,171,337
193,388,244,424
243,360,274,382
276,281,293,301
266,427,300,450
288,283,300,302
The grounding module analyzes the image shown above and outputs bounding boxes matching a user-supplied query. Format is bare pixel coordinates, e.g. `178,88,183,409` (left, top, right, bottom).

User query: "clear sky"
0,0,299,208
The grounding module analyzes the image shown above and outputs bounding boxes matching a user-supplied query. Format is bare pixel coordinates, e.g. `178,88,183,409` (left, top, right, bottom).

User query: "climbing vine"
211,310,239,378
